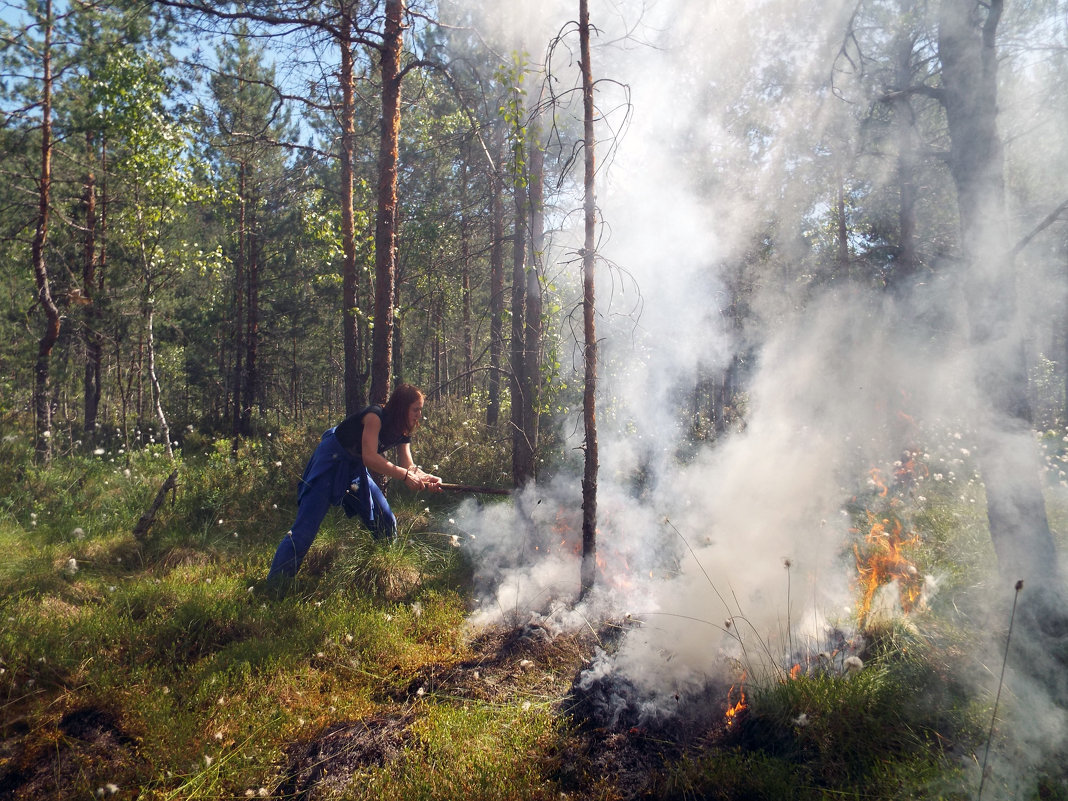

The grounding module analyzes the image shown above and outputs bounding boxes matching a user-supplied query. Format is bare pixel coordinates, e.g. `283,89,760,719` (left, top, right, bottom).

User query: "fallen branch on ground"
133,468,179,541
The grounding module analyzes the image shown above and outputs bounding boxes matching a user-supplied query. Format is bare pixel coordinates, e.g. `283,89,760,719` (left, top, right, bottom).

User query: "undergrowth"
2,415,1066,800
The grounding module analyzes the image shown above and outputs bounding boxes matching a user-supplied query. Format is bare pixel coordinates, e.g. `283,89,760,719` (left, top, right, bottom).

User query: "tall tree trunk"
145,301,173,460
579,0,600,596
242,205,260,434
82,130,102,442
32,0,60,465
340,19,364,414
891,0,919,285
510,135,530,484
137,216,173,460
938,0,1061,605
370,0,405,405
523,124,545,479
460,152,473,396
432,293,443,391
487,128,505,426
231,161,247,445
94,141,109,428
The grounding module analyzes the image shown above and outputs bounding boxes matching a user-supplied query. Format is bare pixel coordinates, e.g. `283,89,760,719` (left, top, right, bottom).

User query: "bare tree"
509,89,530,483
523,115,546,481
578,0,600,596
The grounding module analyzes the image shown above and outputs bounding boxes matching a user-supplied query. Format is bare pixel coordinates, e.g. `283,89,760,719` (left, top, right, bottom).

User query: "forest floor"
5,428,1068,800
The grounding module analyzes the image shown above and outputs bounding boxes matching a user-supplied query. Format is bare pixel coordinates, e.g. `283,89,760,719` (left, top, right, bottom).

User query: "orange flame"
868,467,889,497
724,674,747,727
853,509,923,624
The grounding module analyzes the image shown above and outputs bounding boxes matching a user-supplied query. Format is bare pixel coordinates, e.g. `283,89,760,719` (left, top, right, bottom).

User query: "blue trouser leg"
366,477,397,539
268,474,332,579
343,471,398,539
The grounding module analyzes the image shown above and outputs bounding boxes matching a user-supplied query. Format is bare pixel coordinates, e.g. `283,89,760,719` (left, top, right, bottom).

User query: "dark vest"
333,405,410,465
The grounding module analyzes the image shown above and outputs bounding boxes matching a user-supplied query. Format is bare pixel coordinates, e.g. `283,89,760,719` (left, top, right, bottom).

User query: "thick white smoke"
445,0,1067,791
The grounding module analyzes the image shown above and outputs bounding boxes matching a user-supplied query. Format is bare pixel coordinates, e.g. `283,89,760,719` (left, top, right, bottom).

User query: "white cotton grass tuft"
843,655,864,674
64,558,79,575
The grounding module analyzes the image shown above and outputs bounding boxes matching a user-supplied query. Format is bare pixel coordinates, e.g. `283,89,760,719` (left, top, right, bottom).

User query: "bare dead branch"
132,468,179,542
1010,197,1068,259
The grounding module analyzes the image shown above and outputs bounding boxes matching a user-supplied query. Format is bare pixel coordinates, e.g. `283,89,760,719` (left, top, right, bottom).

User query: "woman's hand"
402,467,425,491
404,466,442,492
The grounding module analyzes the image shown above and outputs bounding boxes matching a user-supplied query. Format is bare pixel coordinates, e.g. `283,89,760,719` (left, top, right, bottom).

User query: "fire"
893,448,928,487
853,509,923,624
849,451,931,626
724,674,747,727
868,467,889,497
545,506,635,589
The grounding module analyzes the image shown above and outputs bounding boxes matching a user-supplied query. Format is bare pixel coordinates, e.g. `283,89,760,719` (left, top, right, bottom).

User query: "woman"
267,383,442,580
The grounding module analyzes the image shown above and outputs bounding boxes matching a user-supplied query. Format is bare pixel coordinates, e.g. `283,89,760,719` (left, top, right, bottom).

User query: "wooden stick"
437,482,512,496
132,467,179,541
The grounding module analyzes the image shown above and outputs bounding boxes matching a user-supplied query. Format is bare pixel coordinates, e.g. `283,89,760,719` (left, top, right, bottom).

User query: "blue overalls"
267,426,397,579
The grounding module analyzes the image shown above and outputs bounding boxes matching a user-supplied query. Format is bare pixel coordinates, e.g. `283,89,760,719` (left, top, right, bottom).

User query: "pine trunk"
487,127,505,427
579,0,600,596
370,0,405,405
340,22,364,413
32,0,60,465
510,158,530,484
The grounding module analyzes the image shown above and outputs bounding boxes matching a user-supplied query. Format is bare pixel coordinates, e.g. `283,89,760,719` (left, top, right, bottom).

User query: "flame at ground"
852,467,925,625
724,674,747,727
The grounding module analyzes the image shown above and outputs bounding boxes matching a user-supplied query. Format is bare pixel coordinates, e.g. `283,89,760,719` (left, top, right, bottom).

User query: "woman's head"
383,383,425,435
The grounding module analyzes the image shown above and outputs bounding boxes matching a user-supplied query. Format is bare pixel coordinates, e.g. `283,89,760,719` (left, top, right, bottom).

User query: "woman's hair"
382,383,424,435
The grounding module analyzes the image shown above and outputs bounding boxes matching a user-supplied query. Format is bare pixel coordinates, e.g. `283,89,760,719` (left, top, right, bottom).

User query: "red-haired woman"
267,383,442,580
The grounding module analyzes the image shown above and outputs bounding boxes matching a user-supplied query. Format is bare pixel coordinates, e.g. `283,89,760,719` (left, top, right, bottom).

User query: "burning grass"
655,619,988,800
2,419,1066,800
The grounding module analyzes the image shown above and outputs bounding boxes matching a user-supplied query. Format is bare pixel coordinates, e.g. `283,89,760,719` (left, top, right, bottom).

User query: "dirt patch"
0,706,142,801
389,622,599,703
352,622,730,801
385,622,723,801
556,726,684,801
274,711,415,800
560,663,733,801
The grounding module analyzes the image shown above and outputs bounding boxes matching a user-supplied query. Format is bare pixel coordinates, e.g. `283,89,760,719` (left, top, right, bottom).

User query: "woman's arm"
361,417,432,491
395,443,443,492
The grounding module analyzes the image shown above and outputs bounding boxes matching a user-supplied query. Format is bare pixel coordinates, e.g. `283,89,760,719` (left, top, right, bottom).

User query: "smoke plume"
446,0,1068,792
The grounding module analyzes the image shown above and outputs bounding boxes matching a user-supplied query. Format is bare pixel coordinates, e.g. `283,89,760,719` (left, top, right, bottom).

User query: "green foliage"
658,620,985,800
330,530,466,603
359,703,561,801
2,424,1061,801
417,391,514,489
658,748,810,801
